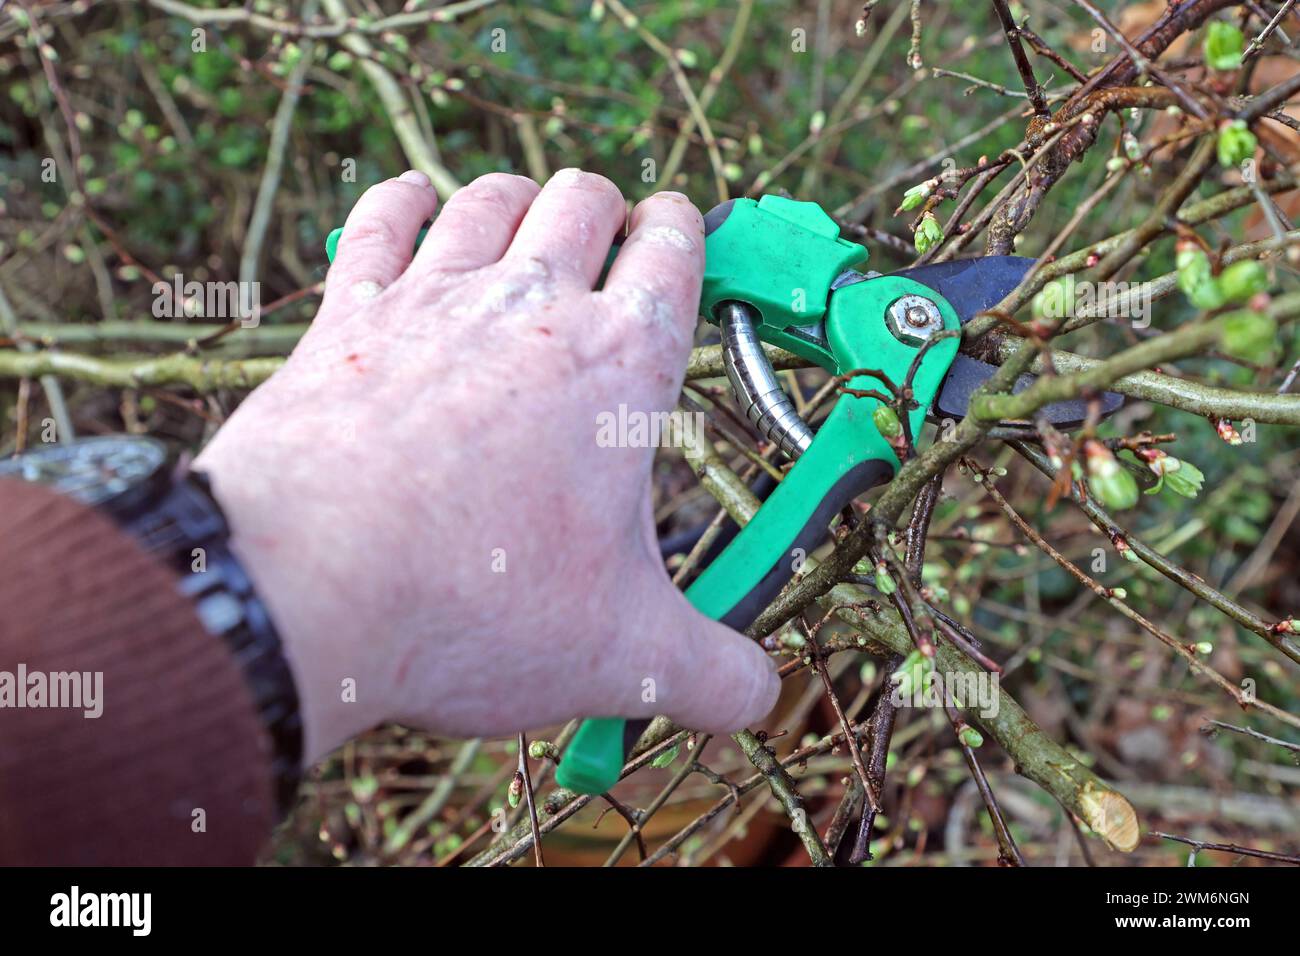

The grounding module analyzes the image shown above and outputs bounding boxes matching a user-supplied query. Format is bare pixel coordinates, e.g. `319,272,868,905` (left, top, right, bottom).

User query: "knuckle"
364,177,428,207
472,171,539,196
343,214,403,252
452,174,536,218
550,167,623,203
639,191,700,218
598,282,692,331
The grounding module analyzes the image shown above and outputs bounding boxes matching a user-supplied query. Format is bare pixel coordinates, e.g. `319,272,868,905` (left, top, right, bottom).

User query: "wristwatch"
0,435,304,814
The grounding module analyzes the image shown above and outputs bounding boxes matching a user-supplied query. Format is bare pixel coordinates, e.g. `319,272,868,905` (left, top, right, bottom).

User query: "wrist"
194,447,391,765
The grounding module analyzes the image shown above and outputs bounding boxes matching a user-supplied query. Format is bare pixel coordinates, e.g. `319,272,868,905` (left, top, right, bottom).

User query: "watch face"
0,436,170,511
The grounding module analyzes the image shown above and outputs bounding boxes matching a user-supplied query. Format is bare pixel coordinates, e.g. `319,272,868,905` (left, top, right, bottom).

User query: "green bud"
1175,244,1209,286
873,404,903,439
1195,641,1214,655
650,743,680,768
1217,119,1257,168
1190,282,1226,311
1122,131,1142,161
899,180,933,212
1203,21,1244,72
1162,458,1205,499
914,212,944,255
1084,441,1139,511
874,561,897,596
1176,245,1225,310
1221,308,1278,364
1217,259,1269,303
350,774,379,802
527,740,551,760
1105,156,1126,173
507,771,524,809
890,649,930,698
1032,275,1074,321
958,726,984,749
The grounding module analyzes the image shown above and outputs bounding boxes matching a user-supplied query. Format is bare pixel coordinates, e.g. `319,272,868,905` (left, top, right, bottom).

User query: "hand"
197,168,780,763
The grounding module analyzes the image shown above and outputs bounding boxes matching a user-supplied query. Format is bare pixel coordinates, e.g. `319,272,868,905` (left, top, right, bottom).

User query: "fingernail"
550,167,585,185
398,169,432,188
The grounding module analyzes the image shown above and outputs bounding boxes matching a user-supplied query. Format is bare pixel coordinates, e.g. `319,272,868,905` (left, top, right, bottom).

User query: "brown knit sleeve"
0,478,275,865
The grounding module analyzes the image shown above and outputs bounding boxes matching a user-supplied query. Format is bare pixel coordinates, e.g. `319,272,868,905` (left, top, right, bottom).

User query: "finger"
411,173,540,274
623,583,780,735
503,168,626,286
326,170,439,306
598,191,705,344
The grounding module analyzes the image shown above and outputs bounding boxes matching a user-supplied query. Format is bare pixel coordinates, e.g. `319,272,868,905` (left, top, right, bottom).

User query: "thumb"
635,583,781,735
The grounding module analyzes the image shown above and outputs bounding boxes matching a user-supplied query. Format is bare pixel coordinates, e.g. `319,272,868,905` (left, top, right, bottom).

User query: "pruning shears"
326,194,1121,797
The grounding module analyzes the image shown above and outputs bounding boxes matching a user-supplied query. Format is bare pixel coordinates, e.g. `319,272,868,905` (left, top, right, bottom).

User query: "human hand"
196,168,780,763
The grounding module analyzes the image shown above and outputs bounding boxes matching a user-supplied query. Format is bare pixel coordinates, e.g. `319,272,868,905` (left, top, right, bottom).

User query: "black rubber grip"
719,458,894,631
626,457,894,765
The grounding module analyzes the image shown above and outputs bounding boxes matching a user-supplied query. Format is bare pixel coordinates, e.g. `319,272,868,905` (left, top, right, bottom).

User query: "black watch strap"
121,468,304,816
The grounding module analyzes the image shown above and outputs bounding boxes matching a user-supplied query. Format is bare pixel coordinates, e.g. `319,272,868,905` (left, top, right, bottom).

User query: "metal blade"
890,256,1036,324
887,256,1123,427
933,352,1124,427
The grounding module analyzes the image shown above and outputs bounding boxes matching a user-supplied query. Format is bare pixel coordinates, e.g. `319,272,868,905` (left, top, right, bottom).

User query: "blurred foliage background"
1,0,1298,866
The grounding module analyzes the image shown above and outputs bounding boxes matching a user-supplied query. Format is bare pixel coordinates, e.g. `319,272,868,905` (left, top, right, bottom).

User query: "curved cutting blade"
890,256,1037,323
888,256,1123,428
932,352,1125,427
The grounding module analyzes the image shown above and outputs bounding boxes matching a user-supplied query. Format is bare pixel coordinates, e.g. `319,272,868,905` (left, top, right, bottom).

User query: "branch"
983,0,1240,253
686,341,804,380
969,314,1232,422
143,0,499,36
825,587,1139,851
12,320,309,355
992,0,1049,117
318,0,460,198
1001,347,1300,428
964,172,1298,342
0,350,283,391
1014,442,1300,666
240,1,317,287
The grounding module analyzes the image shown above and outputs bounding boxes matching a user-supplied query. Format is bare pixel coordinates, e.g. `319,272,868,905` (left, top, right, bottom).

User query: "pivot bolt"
886,294,943,345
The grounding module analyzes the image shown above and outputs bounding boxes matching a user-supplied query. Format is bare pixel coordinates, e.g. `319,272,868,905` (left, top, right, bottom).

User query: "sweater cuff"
0,477,276,864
